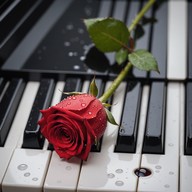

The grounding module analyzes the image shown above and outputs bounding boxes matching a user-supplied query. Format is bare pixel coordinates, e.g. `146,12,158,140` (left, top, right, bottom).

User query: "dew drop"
169,171,174,175
68,52,74,57
115,169,123,174
24,172,30,177
67,102,71,105
164,184,170,188
65,166,72,170
80,56,85,61
115,180,124,186
74,65,80,70
66,24,74,30
32,177,38,181
107,173,115,178
78,28,84,34
120,128,125,134
81,103,86,107
64,41,71,47
17,164,28,171
155,165,162,169
88,111,92,115
168,143,174,147
72,96,76,100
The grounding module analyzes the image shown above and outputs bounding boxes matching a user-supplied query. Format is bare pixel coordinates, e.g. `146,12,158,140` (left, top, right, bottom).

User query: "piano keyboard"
0,0,192,191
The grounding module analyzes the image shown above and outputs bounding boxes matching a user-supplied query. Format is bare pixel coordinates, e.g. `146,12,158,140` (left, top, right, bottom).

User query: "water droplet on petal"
88,111,92,115
81,103,86,107
72,96,76,100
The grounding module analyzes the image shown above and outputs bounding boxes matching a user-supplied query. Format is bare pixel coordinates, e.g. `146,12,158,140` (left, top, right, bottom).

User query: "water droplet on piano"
80,56,85,61
84,6,92,16
155,165,162,169
115,180,124,186
68,52,74,57
115,169,123,173
74,65,80,70
17,164,28,171
64,41,71,47
134,167,152,177
66,24,74,30
24,172,30,177
78,28,84,34
164,184,170,188
65,166,72,170
168,143,174,147
120,128,125,134
32,177,38,181
107,173,115,178
169,171,174,175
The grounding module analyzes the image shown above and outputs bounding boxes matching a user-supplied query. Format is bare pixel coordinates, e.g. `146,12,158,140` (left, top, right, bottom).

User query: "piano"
0,0,191,191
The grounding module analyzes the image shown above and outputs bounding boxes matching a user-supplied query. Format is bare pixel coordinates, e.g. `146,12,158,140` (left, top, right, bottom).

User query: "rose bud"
38,94,107,161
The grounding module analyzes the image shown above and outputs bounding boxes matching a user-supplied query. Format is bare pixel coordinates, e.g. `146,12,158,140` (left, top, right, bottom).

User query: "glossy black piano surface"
0,0,192,192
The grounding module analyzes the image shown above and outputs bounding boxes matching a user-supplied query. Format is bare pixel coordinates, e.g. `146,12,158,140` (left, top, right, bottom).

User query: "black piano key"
0,78,6,97
22,79,55,149
142,82,166,154
115,81,141,153
149,1,167,79
60,77,82,100
188,2,192,79
23,0,100,73
185,82,192,155
0,78,25,146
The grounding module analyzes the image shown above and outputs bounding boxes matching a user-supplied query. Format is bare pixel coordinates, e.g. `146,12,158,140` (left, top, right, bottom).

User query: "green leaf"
115,48,128,65
84,18,130,52
105,108,118,126
128,49,159,72
89,77,98,97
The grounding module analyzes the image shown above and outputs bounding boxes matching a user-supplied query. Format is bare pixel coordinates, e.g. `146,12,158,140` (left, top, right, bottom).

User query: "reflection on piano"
0,0,191,191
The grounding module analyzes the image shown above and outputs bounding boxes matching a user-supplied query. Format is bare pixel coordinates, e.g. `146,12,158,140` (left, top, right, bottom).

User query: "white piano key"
5,82,40,148
2,148,51,192
2,81,65,192
43,80,89,192
0,82,39,190
179,83,192,192
138,83,181,192
77,83,149,192
0,147,13,188
167,0,187,80
44,152,81,192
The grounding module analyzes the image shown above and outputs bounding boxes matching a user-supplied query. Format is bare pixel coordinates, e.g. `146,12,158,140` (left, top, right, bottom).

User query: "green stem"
129,0,156,32
99,62,132,103
99,0,155,103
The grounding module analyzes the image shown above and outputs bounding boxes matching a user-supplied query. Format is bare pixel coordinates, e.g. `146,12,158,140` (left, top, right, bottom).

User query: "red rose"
38,94,107,160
